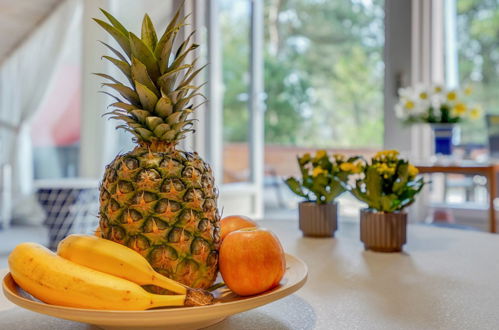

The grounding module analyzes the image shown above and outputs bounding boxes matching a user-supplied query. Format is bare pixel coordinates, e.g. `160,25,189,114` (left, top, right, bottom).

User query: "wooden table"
416,163,499,233
2,220,499,329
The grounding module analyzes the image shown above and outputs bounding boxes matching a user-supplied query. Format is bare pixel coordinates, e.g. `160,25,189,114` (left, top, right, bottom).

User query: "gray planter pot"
298,202,338,237
360,209,407,252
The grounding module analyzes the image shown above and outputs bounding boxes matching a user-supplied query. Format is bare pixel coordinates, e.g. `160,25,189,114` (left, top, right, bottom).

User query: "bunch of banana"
8,237,214,310
57,234,192,295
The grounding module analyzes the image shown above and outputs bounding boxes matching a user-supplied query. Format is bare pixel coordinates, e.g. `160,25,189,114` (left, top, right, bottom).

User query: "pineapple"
94,6,220,289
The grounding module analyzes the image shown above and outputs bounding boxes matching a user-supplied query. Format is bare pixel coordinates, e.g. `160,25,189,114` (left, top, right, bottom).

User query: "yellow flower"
408,164,419,177
375,163,396,178
452,103,467,116
374,150,399,161
340,163,354,172
301,153,311,162
464,86,473,96
468,107,482,120
447,91,458,101
312,167,327,177
333,153,346,162
404,100,415,110
419,92,428,100
315,150,327,159
434,86,443,93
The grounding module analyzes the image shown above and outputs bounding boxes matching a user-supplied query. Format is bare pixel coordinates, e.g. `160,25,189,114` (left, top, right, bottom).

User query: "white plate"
2,253,308,330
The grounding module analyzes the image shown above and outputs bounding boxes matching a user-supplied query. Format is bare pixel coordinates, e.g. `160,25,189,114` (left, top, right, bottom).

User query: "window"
220,0,252,184
262,1,385,200
447,0,498,146
263,0,384,149
217,0,385,216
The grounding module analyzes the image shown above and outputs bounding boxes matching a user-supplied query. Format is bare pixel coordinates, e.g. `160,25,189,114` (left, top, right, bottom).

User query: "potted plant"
285,151,361,237
395,85,482,157
350,150,425,252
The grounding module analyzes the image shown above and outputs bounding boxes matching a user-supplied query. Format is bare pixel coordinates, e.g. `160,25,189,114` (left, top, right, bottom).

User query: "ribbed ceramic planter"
298,202,337,237
360,209,407,252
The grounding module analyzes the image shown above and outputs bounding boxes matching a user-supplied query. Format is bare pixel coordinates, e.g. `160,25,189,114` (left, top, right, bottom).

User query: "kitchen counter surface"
2,220,499,329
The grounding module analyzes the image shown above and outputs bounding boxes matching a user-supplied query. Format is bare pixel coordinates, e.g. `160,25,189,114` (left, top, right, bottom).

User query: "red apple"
220,215,258,241
219,227,286,296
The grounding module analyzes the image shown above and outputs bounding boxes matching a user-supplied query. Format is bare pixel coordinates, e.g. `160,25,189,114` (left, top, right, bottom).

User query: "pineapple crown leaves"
94,3,206,146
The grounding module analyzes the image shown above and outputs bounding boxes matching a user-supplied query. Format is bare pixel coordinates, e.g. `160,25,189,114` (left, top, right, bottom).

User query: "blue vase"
431,124,456,156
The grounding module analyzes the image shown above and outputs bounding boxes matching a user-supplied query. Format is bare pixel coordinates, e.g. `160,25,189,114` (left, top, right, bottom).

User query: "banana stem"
151,273,188,295
207,282,226,292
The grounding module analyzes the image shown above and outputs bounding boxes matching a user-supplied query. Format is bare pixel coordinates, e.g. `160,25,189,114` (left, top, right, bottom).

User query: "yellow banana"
8,243,213,310
57,234,187,295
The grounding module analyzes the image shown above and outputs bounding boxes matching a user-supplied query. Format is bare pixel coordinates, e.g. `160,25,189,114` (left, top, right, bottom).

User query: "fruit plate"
2,253,307,330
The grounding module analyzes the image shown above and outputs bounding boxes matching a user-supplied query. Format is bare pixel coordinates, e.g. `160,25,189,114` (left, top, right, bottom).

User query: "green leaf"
145,116,163,131
135,81,158,111
94,73,122,85
161,130,177,140
169,44,199,71
99,9,129,37
175,92,206,111
380,195,396,212
99,91,123,103
327,178,346,201
130,110,150,124
109,114,136,124
159,34,175,74
174,30,196,59
155,97,173,117
175,129,195,141
166,111,183,125
157,19,191,75
134,128,154,141
153,123,171,137
93,18,131,57
155,5,185,59
168,90,182,103
178,110,193,122
99,41,128,62
284,178,308,199
171,119,195,131
178,64,207,89
141,14,158,51
365,167,382,209
110,102,137,112
350,187,372,206
131,57,159,96
393,163,409,193
190,100,208,112
158,64,192,92
103,83,139,105
129,33,160,82
102,56,133,85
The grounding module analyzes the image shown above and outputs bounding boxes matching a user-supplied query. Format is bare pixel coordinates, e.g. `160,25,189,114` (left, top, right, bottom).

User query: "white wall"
383,0,413,154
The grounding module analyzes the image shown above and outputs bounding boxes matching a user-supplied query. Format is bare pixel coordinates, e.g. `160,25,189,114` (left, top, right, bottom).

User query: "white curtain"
0,0,82,224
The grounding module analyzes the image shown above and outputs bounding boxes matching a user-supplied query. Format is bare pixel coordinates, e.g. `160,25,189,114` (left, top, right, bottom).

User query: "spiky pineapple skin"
99,146,220,289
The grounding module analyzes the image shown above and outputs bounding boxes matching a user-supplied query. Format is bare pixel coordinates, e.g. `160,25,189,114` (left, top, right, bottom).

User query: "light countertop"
2,220,499,329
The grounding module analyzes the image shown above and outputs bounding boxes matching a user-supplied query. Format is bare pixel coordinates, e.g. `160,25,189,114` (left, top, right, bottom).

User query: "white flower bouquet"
395,85,482,124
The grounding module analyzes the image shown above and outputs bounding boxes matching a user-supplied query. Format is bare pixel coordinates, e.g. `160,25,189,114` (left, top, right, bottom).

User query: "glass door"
205,0,264,218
